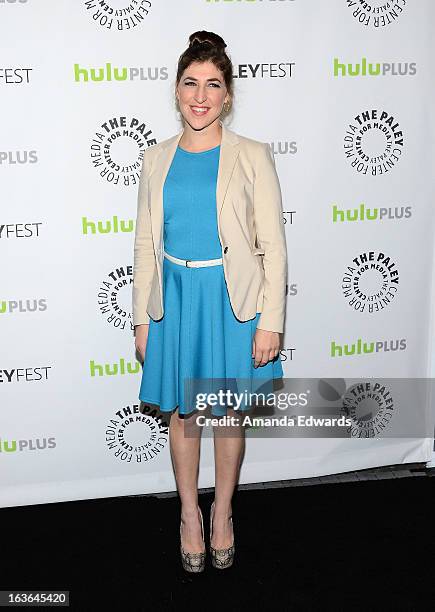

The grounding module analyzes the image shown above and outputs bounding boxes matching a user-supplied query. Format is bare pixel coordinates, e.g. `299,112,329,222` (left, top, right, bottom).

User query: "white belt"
164,250,223,268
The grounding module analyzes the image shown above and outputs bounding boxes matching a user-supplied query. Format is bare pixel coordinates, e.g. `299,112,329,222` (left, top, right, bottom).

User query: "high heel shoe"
209,500,235,569
179,506,206,573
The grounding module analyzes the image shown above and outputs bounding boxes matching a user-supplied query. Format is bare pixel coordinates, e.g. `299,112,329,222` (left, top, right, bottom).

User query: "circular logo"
98,264,133,331
90,115,155,186
342,250,399,313
341,381,395,437
105,403,169,463
344,109,404,176
345,1,407,29
84,1,152,31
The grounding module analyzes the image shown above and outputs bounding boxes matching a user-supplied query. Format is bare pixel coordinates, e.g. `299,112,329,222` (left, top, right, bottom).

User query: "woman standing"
133,31,288,572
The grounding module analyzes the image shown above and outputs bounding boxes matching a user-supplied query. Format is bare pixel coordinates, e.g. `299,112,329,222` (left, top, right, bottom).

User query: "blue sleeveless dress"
138,144,283,417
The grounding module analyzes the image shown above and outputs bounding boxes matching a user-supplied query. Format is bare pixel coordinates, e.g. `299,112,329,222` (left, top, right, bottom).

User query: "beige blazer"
132,122,288,333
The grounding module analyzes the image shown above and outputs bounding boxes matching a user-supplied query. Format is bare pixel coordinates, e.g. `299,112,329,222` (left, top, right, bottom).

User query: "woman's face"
176,60,229,131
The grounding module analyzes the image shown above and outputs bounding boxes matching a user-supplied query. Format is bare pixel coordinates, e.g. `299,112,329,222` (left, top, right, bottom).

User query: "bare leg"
212,407,246,548
169,408,204,552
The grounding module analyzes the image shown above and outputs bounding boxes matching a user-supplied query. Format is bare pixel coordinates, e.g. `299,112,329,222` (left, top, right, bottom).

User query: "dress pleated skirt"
139,255,284,417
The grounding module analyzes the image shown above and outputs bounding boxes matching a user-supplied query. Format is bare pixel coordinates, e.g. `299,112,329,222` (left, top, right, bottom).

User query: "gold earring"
223,100,231,113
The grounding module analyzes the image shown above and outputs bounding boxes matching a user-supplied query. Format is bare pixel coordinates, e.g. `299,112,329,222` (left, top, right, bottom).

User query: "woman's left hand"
252,328,281,368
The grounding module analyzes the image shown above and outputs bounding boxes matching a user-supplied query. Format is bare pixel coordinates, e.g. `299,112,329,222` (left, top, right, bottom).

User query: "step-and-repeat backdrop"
2,1,435,507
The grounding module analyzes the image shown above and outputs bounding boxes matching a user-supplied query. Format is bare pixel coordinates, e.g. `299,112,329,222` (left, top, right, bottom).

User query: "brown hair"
175,30,234,114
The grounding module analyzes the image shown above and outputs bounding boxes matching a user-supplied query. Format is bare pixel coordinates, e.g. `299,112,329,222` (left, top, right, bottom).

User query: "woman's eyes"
184,81,220,87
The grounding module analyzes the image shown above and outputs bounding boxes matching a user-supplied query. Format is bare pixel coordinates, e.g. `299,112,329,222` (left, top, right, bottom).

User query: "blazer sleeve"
254,143,288,334
132,150,155,326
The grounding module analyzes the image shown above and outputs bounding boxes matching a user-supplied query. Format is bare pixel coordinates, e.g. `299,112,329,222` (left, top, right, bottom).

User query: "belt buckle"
185,259,191,267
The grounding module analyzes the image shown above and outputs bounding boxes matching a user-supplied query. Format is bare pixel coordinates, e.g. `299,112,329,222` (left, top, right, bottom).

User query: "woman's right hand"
135,323,150,363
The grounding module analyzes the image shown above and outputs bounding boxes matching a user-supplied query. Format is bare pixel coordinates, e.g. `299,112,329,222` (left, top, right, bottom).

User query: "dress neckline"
177,144,221,155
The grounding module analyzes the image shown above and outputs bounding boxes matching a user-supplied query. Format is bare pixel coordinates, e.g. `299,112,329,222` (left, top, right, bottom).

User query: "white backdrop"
1,0,434,508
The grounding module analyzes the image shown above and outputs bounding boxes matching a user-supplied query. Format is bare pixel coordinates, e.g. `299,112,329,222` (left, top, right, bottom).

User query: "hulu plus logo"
0,437,56,453
330,337,406,358
333,57,416,77
331,203,412,223
81,215,134,235
89,357,141,377
74,63,168,83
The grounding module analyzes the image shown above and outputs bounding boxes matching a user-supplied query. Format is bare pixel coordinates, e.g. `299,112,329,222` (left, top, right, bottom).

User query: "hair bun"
189,31,227,52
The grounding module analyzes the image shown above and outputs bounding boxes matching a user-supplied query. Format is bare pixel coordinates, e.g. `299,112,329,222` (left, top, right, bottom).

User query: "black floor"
2,471,434,611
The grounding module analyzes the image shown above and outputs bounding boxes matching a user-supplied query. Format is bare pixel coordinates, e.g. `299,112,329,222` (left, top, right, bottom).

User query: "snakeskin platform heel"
209,500,235,569
180,506,206,573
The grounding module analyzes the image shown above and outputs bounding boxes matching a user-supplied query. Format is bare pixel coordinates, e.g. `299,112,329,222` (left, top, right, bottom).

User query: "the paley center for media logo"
90,115,156,186
341,250,399,314
97,264,134,331
83,0,152,31
345,0,407,29
105,402,169,463
343,109,404,176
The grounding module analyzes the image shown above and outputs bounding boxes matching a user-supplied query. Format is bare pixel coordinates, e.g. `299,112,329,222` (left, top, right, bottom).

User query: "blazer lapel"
147,130,183,250
216,123,240,218
148,122,240,249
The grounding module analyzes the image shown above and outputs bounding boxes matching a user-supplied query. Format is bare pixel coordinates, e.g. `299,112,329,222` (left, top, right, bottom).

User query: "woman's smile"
190,105,211,116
